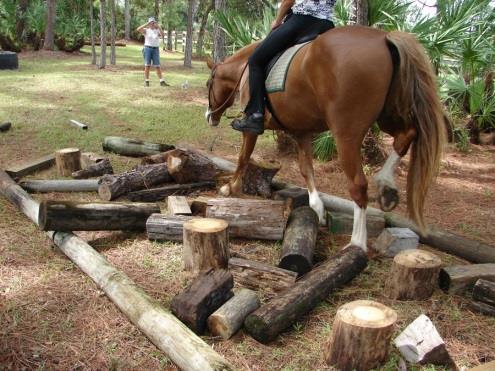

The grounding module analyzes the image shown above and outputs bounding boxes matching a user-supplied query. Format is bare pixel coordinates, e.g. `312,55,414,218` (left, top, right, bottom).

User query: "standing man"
137,17,170,87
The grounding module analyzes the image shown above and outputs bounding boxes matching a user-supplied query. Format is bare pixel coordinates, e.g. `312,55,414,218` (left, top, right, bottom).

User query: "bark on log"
98,163,171,201
141,151,173,165
328,211,386,238
228,258,297,296
68,119,88,130
470,301,495,317
384,249,442,300
147,214,193,241
183,218,229,273
207,288,260,340
0,170,233,371
241,159,280,198
39,201,160,231
127,181,216,202
273,187,309,209
5,154,55,179
244,246,368,343
439,264,495,294
20,179,99,193
324,300,397,371
81,152,107,168
171,269,234,334
473,279,495,307
167,149,217,184
279,206,318,275
72,158,113,179
103,136,175,157
394,314,454,366
0,122,12,132
206,198,290,240
55,148,81,177
168,196,192,215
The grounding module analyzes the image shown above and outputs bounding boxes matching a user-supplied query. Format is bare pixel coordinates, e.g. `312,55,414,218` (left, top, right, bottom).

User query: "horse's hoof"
378,185,399,212
219,184,231,197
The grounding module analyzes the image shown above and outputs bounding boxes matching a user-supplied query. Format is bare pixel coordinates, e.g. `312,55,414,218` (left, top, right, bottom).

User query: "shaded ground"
1,47,494,370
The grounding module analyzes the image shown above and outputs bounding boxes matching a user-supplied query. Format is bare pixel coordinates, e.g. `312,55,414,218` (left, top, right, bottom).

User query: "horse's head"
205,58,239,127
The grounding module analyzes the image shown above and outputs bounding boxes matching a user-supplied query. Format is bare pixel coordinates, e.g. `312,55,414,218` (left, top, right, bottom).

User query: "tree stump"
167,149,217,184
241,159,281,198
324,300,397,371
72,158,113,179
55,148,81,177
384,249,442,300
183,218,229,273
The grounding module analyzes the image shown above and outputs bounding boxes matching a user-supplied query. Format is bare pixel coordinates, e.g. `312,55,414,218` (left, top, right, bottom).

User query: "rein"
208,62,249,117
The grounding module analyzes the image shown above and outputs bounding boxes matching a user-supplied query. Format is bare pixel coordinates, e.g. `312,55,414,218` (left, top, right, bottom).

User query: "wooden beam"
103,136,175,157
146,214,193,241
439,264,495,294
5,154,55,179
127,181,216,202
20,179,99,193
167,196,192,216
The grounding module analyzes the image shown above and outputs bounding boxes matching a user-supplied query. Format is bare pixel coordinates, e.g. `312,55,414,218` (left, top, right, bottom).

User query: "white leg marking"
219,183,231,196
348,202,368,252
309,189,326,225
374,150,400,189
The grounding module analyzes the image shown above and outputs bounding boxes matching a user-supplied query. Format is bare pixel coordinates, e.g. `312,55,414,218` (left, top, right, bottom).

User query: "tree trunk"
20,179,99,193
167,149,217,184
241,159,281,198
324,300,397,371
207,288,260,340
196,0,214,57
183,218,229,273
213,0,226,62
439,264,495,294
16,0,29,44
147,214,193,241
90,0,97,64
109,0,116,65
102,136,174,157
384,249,442,300
244,246,368,343
39,201,160,231
71,158,113,179
184,0,197,68
99,0,107,69
154,0,160,18
55,148,82,177
127,181,216,202
124,0,131,41
5,154,55,179
354,0,369,26
43,0,56,50
171,269,234,334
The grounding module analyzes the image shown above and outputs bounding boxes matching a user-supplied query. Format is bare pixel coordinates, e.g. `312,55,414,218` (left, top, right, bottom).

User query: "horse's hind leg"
294,134,326,225
374,126,416,211
219,132,258,196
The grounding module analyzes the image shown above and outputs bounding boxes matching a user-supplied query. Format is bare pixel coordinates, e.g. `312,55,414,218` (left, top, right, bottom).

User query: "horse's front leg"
294,134,326,225
219,132,258,196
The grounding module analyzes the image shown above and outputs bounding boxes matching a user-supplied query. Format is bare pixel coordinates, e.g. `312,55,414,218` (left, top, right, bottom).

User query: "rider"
232,0,336,135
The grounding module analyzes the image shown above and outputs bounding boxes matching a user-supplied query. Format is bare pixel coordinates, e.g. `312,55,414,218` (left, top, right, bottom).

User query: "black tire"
0,51,19,70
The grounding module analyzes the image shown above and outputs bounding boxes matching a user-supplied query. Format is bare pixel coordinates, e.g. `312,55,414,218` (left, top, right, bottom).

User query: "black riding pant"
244,14,334,116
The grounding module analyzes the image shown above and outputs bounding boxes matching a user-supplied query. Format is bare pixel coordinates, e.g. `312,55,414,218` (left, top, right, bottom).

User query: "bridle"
207,62,249,118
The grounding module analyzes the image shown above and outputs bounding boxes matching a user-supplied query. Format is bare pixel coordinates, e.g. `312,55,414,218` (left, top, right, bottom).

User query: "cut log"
241,159,281,198
127,181,216,202
273,187,309,209
279,206,318,275
68,119,88,130
81,152,107,168
147,214,193,241
244,246,368,343
394,314,455,366
324,300,397,371
206,198,290,240
0,170,233,371
20,179,99,193
103,136,174,157
167,149,217,184
0,122,12,132
167,196,192,216
228,257,297,295
470,301,495,317
207,288,260,340
384,249,442,300
98,163,171,201
141,151,173,165
328,211,386,238
473,279,495,307
39,201,160,231
55,148,81,177
183,218,229,273
5,154,55,179
439,264,495,294
373,227,419,257
72,158,113,179
171,269,234,335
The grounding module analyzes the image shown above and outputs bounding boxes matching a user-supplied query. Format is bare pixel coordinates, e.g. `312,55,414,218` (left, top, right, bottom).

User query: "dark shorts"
143,46,160,67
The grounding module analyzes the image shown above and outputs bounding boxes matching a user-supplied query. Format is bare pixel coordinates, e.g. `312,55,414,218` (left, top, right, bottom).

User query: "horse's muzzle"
205,108,220,127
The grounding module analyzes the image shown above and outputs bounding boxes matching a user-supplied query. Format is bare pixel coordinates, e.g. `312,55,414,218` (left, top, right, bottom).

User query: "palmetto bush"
0,0,21,51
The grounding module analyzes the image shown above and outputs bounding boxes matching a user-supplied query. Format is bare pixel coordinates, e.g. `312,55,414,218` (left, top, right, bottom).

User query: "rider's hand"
271,20,282,30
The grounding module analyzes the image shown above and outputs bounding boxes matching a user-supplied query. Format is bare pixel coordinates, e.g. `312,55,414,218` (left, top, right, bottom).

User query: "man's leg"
144,66,151,86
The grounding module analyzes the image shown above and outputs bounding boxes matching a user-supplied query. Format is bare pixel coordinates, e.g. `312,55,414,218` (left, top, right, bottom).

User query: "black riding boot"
231,112,264,135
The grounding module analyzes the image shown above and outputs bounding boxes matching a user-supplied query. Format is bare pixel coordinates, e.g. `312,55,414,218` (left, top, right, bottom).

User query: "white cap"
148,17,156,23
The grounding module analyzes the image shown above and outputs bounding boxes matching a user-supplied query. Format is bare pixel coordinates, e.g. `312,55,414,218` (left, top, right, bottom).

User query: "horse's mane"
223,42,259,65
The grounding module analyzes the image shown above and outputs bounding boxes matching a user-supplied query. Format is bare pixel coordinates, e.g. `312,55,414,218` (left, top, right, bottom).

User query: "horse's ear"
206,57,214,70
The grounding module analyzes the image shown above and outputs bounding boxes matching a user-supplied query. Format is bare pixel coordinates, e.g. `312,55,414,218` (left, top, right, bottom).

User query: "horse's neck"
224,43,258,81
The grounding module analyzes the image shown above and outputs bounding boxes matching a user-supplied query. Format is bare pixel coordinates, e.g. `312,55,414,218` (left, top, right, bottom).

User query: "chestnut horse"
205,26,446,251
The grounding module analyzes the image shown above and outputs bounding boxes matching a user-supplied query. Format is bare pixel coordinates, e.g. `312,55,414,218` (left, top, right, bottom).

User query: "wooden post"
244,246,368,343
207,288,260,340
72,158,113,179
167,149,217,184
168,196,192,216
39,201,160,231
102,136,174,157
384,249,442,300
55,148,81,177
20,179,99,193
439,264,495,294
183,218,229,273
324,300,397,371
241,159,281,198
279,206,318,275
273,187,309,209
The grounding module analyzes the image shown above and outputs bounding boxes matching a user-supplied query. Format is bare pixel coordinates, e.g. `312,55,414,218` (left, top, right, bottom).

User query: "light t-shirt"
292,0,336,21
144,28,161,47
